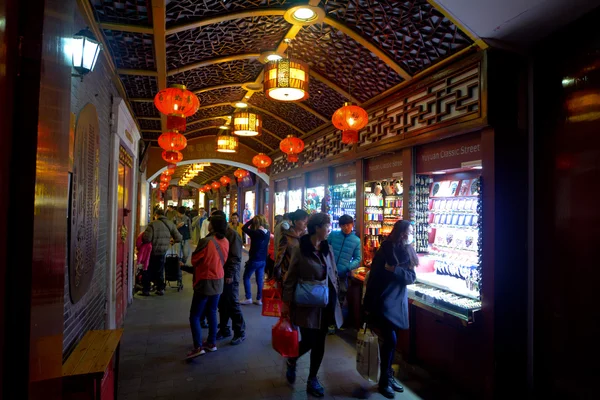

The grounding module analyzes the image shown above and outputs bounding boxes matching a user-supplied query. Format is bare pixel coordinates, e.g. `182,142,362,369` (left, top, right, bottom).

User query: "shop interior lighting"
292,7,316,21
235,102,248,108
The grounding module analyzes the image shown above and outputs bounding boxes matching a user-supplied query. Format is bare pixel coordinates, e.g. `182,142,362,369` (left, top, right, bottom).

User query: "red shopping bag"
263,278,280,298
272,317,299,357
262,288,283,317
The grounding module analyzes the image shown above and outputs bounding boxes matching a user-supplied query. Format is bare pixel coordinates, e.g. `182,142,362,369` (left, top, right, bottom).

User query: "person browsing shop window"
363,220,418,399
282,213,343,398
240,215,270,305
182,215,229,359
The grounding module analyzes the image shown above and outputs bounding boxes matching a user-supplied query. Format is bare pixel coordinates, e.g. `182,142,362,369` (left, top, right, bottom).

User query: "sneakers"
203,342,217,352
216,330,232,340
253,300,263,306
378,384,395,399
230,333,246,345
185,347,205,360
285,359,296,384
306,377,325,397
327,325,336,335
155,290,164,296
388,375,404,392
240,299,253,305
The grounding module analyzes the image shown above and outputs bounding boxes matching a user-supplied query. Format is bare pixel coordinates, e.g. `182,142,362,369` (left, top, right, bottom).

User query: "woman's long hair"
251,214,269,230
386,220,419,268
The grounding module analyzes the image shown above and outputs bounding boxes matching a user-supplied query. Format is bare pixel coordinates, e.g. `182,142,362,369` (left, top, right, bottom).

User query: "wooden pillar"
356,159,365,247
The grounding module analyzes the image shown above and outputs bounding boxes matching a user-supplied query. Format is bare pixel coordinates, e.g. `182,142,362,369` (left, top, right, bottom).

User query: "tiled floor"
117,270,423,400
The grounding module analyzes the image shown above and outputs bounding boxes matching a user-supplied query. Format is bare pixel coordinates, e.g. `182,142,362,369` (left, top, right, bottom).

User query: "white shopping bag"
356,324,380,383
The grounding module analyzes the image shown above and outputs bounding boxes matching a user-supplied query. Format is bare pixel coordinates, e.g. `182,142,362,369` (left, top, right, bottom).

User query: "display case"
305,186,324,214
275,192,286,216
329,183,356,231
410,172,483,322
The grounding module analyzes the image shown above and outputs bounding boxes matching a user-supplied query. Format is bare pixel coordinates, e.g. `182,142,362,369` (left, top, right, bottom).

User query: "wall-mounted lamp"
72,28,102,81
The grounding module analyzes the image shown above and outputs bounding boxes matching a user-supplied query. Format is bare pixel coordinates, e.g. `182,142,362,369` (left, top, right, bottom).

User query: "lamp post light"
71,28,102,81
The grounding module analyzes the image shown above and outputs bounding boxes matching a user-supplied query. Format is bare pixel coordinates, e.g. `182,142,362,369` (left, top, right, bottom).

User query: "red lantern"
252,153,272,173
203,184,212,192
220,176,232,186
234,168,247,180
164,163,177,176
280,135,305,163
158,131,187,151
332,103,368,145
154,84,200,132
160,174,170,183
211,181,221,189
162,150,183,163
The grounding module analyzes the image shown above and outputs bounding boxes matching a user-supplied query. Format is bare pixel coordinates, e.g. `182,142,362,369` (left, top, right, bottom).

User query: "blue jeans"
243,260,266,301
189,291,220,348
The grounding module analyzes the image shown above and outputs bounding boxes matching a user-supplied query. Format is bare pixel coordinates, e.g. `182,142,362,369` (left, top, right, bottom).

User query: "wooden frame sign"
365,153,403,181
307,169,327,188
416,132,482,173
333,163,357,185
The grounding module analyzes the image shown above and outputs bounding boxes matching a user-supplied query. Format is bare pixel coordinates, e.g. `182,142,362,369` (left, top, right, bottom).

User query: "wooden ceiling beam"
98,22,154,34
151,0,168,131
137,117,161,121
426,0,488,49
167,9,287,35
309,70,359,104
118,69,158,76
249,105,305,136
263,128,284,144
167,54,261,76
246,136,275,152
187,116,229,129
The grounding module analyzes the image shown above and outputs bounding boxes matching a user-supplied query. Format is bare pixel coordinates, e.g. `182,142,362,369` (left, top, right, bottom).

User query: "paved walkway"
117,270,423,400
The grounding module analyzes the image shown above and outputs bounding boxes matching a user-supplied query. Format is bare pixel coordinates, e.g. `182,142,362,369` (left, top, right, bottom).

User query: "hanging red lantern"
158,131,187,151
332,102,368,145
211,181,221,189
160,174,170,183
163,163,176,176
280,135,305,163
234,168,247,180
154,84,200,132
220,176,232,186
203,184,212,192
162,150,183,163
252,153,272,173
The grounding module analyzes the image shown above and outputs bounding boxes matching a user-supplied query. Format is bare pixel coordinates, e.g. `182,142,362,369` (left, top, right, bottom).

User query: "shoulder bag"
294,253,329,308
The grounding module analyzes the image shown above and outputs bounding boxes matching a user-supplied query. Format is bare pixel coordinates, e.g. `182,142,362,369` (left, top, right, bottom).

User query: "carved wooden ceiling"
87,0,485,172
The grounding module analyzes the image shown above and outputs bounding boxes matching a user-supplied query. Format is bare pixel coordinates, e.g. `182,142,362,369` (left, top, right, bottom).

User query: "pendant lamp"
233,111,262,136
263,58,309,102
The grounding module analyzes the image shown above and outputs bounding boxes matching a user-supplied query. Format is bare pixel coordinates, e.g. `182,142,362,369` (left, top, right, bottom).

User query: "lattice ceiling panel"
293,23,404,103
248,92,325,133
185,130,219,141
187,118,228,131
119,75,158,98
168,59,264,91
165,0,298,27
142,131,161,141
304,79,348,119
130,101,160,118
103,30,155,70
139,119,161,130
166,16,290,69
198,87,246,107
188,105,235,123
91,0,152,26
262,114,301,139
323,0,473,76
258,131,282,149
239,137,271,154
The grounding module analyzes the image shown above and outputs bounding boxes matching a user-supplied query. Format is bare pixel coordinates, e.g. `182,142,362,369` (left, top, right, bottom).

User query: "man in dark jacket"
142,209,182,296
212,210,246,345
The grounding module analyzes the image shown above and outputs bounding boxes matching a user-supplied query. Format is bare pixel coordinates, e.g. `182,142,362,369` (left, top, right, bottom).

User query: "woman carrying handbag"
282,213,343,398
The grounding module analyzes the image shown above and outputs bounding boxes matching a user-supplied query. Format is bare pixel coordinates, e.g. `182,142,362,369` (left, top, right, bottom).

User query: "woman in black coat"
363,220,418,399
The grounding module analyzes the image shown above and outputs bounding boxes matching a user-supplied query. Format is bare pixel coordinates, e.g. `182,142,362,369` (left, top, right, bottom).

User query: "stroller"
164,244,184,291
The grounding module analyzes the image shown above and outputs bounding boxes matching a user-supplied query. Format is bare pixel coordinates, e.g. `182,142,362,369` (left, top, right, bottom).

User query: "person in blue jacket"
328,214,361,330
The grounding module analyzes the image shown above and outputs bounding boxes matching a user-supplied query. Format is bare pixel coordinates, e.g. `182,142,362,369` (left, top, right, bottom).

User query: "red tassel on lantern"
341,130,359,145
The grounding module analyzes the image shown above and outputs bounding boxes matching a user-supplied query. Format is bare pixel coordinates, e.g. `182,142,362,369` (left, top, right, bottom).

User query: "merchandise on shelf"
305,186,325,214
329,183,356,231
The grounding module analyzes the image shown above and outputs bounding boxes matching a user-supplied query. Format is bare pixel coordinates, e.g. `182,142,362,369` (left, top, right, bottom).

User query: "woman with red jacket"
183,215,229,359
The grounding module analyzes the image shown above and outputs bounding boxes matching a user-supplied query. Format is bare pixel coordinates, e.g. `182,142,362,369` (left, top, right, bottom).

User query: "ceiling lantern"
234,168,247,181
211,181,221,190
159,174,170,183
154,84,200,132
280,135,305,163
203,184,212,192
216,132,238,153
158,131,187,151
220,176,232,186
162,150,183,163
264,58,309,102
252,153,272,173
233,111,262,137
164,163,176,176
192,163,204,172
332,102,368,145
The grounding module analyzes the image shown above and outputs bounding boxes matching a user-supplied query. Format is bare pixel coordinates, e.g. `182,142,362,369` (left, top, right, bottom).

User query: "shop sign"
365,153,403,181
69,104,100,304
332,163,356,185
308,169,327,188
289,175,304,190
416,132,481,173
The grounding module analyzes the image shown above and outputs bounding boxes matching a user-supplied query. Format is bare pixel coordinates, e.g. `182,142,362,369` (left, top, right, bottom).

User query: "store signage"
289,175,304,190
308,169,327,188
69,103,100,304
416,132,481,173
366,153,403,181
333,163,356,185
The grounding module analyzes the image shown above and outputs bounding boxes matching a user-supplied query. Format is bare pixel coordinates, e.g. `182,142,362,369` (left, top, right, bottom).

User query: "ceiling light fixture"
293,7,316,21
216,132,238,153
264,58,309,102
267,54,282,61
234,102,248,108
233,111,262,137
284,5,325,26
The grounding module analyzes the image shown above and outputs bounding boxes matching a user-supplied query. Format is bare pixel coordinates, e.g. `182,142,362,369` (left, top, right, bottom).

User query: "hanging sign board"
275,179,288,193
307,169,327,188
289,176,304,190
365,153,403,181
332,163,357,185
416,132,481,173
